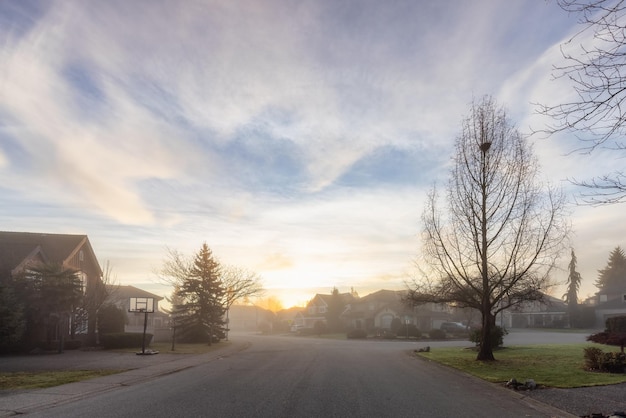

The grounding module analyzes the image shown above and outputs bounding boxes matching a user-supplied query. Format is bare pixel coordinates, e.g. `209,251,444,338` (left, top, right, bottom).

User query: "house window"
318,306,326,314
600,295,608,303
79,271,87,294
622,294,626,303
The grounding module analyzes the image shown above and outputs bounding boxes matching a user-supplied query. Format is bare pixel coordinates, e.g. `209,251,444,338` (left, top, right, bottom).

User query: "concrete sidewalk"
0,340,250,417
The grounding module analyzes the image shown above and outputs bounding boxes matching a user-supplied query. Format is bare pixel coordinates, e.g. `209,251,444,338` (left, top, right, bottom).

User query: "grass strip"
0,369,124,390
417,343,626,388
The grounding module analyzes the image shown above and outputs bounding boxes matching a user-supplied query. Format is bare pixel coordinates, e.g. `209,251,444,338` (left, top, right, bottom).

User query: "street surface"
26,333,566,418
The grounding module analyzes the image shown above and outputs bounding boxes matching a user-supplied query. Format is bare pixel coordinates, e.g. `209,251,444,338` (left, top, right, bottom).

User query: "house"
293,291,358,330
227,304,275,332
106,285,170,342
342,289,452,333
0,231,103,343
590,284,626,327
501,293,569,329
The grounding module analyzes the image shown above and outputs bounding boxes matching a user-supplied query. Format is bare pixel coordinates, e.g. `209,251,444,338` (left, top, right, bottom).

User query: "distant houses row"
2,231,626,346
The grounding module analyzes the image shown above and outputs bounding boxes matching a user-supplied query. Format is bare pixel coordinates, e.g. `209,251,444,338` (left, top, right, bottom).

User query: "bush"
100,333,153,349
587,315,626,351
584,347,626,373
390,318,402,334
313,320,328,336
601,351,626,373
28,339,83,352
97,304,126,335
428,329,446,340
63,339,82,350
583,347,604,370
347,328,368,339
399,324,421,339
469,326,508,348
607,316,626,333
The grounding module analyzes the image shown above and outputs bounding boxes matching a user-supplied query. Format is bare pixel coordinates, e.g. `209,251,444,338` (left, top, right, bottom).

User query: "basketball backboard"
129,297,154,313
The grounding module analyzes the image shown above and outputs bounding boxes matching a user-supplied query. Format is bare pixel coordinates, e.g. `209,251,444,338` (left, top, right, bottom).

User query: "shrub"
399,324,421,339
469,326,508,348
63,340,82,350
100,333,153,349
347,328,368,339
97,304,126,335
583,347,604,370
313,320,328,336
587,316,626,352
390,318,402,334
428,329,446,340
602,351,626,373
583,347,626,373
607,316,626,333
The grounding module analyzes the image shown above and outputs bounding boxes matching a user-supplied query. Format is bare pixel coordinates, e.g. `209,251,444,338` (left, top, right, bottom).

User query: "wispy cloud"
0,0,622,304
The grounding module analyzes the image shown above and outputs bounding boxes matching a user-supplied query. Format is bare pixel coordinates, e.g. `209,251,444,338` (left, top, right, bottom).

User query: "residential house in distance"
293,290,358,330
500,293,568,329
227,304,274,332
0,231,103,342
106,285,170,342
342,289,452,333
587,284,626,328
291,289,455,334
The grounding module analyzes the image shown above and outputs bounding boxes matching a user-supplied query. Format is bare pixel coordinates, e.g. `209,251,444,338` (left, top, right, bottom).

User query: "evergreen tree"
325,287,345,333
563,249,582,328
595,246,626,290
16,263,83,350
173,243,226,345
0,278,25,351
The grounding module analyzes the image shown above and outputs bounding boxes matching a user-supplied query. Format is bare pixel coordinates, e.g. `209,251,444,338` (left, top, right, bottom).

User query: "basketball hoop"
129,297,157,355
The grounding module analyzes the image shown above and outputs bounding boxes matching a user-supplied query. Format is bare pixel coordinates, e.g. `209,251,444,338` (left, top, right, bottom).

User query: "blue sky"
1,0,623,307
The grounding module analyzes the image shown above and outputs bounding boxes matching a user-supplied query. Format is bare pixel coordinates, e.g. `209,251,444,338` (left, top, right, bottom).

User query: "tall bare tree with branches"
409,96,569,361
539,0,626,204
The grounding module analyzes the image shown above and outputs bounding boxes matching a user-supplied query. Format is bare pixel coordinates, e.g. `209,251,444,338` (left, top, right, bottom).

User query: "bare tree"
221,265,265,309
74,260,118,344
409,96,569,361
538,0,626,204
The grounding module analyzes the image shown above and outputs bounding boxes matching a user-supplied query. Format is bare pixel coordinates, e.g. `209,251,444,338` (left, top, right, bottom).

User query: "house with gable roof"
587,283,626,328
106,284,171,341
292,291,358,330
342,289,453,333
0,231,103,343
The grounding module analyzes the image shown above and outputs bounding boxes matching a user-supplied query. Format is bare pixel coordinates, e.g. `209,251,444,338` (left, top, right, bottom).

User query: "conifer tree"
595,247,626,290
564,249,582,327
173,243,226,345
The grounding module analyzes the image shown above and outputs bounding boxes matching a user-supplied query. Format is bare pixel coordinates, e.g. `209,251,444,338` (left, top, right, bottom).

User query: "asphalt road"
26,334,566,418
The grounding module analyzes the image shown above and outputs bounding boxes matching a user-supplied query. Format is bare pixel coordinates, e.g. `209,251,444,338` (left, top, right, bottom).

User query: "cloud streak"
0,0,622,305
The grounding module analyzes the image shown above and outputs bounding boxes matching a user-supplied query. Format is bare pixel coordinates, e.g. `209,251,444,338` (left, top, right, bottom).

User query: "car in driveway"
440,322,467,334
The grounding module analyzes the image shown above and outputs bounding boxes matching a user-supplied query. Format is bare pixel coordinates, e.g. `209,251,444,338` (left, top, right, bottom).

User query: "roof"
361,289,406,303
309,292,356,307
108,285,164,301
0,231,92,275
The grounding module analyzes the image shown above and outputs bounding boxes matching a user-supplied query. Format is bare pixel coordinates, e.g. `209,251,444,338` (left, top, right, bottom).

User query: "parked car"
440,322,467,333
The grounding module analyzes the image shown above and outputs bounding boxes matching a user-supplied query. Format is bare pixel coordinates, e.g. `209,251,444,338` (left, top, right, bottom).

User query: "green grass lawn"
1,341,231,390
0,370,124,390
417,343,626,388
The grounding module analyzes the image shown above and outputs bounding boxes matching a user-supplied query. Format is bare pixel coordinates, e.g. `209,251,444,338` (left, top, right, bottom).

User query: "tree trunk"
477,310,495,361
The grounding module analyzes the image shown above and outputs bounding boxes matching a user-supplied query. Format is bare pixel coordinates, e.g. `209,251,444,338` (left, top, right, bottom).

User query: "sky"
1,0,624,309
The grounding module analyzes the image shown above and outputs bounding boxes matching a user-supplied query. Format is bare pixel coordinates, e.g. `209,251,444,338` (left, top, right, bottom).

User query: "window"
600,294,608,303
318,306,326,314
622,294,626,303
